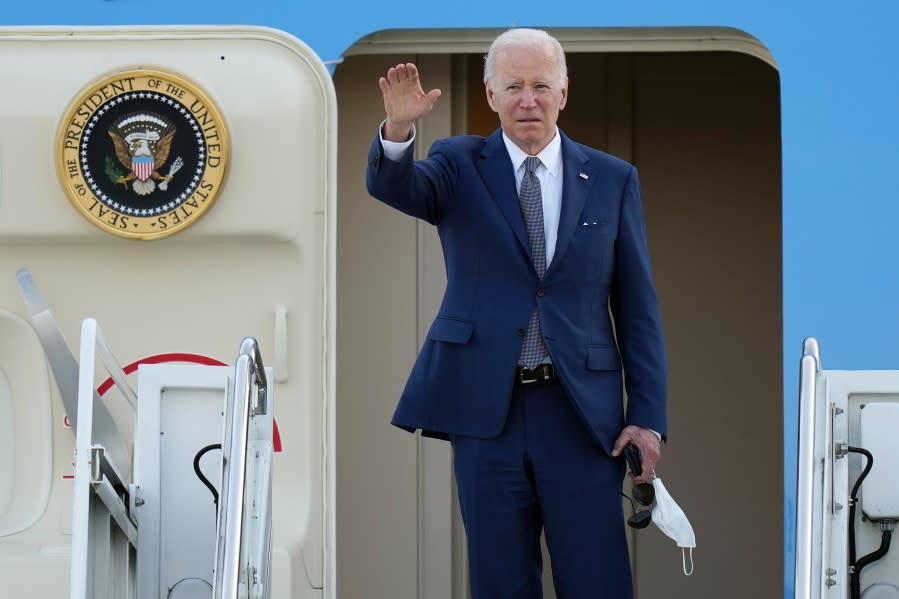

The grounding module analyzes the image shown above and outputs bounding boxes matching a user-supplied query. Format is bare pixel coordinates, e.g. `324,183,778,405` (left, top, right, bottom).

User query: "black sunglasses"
620,482,655,529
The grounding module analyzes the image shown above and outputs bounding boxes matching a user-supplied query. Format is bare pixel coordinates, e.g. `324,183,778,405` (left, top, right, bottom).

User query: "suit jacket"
366,128,667,453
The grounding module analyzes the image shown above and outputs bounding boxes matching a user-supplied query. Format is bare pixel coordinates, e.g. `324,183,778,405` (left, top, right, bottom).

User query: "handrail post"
240,336,268,415
794,337,821,599
213,338,268,599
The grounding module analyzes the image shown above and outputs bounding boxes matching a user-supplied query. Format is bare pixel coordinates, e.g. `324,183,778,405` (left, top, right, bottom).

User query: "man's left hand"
611,425,661,483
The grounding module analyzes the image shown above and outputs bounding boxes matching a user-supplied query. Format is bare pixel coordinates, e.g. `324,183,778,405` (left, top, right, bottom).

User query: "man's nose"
519,88,537,107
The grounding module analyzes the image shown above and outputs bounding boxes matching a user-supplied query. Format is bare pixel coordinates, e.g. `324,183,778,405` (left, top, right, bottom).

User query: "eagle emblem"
107,112,184,196
57,69,229,239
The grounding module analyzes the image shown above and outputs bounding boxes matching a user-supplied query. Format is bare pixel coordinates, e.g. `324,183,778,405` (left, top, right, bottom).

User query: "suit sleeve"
365,132,456,226
609,166,668,440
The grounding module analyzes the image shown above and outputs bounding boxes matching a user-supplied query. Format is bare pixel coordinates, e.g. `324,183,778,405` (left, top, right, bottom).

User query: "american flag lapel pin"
579,172,589,180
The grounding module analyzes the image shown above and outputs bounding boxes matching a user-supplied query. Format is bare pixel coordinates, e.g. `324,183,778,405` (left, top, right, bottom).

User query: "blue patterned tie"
518,156,549,368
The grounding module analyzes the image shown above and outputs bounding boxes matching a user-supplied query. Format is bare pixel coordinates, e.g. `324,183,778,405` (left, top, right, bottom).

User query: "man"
366,28,667,598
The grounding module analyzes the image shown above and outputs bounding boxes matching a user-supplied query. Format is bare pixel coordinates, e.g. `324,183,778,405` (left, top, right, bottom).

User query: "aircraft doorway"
335,33,782,599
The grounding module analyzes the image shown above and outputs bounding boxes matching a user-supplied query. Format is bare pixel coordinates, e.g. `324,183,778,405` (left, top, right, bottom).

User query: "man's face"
486,43,568,155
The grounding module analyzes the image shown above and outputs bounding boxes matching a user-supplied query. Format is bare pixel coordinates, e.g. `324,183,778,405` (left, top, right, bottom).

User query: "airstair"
69,317,273,599
795,339,899,599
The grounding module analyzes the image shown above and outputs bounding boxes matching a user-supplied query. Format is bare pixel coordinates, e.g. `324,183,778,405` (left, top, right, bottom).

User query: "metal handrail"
241,336,268,416
794,337,822,599
70,318,141,599
213,337,268,599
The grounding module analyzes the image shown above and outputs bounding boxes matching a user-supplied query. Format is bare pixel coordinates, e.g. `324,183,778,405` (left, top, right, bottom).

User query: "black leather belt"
516,363,557,384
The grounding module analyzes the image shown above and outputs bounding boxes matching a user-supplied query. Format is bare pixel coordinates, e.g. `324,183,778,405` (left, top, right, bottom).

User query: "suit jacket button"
517,328,526,336
536,288,545,297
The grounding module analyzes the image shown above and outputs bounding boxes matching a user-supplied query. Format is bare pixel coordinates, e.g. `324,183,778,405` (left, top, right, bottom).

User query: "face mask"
651,476,696,575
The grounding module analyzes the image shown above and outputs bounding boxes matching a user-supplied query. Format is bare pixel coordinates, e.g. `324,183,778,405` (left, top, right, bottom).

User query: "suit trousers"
451,380,632,599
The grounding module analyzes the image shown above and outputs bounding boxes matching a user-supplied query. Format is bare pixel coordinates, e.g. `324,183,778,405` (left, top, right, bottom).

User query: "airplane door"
0,27,336,599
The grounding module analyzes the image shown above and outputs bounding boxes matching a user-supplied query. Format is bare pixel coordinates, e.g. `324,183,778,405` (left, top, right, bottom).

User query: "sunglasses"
621,482,655,529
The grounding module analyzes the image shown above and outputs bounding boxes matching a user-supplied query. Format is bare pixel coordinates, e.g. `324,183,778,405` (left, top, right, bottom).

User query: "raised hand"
379,63,442,142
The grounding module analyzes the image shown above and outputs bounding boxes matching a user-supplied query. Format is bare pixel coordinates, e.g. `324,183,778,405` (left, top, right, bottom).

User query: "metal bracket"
834,441,849,459
89,445,137,546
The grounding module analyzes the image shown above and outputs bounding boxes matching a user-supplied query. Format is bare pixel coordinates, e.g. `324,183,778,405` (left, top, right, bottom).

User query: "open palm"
379,63,442,141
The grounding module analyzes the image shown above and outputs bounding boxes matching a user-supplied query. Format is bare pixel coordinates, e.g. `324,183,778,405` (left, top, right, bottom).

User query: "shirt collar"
502,128,562,178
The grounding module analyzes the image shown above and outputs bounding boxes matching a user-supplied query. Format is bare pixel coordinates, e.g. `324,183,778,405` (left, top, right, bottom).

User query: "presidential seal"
56,69,229,239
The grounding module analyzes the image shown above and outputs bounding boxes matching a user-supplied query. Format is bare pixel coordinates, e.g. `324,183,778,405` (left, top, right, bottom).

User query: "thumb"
425,88,443,105
611,427,637,457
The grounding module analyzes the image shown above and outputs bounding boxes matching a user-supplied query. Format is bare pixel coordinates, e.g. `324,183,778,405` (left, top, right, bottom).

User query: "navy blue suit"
366,128,667,597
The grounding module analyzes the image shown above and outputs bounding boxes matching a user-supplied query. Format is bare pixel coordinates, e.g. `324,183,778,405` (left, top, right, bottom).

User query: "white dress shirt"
501,131,563,267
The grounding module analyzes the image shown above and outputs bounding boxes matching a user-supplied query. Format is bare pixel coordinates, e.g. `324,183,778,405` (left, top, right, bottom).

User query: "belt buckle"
519,365,551,384
518,366,537,384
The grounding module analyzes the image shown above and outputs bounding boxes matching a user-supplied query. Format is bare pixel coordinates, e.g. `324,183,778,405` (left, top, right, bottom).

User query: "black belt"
516,363,557,384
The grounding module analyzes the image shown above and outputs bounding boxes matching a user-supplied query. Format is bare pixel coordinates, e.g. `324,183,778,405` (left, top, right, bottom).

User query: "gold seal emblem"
56,69,230,239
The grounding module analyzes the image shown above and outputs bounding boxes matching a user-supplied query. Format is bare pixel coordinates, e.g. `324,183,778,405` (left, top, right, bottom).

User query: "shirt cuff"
379,120,415,161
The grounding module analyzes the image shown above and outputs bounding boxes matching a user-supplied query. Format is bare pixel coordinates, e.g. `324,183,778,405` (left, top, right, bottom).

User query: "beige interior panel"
629,52,782,598
334,53,422,599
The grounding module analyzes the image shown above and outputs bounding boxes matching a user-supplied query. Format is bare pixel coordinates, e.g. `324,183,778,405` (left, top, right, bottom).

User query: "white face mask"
651,477,696,575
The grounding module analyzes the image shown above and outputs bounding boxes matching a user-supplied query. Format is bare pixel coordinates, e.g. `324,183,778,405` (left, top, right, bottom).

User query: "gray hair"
483,28,568,86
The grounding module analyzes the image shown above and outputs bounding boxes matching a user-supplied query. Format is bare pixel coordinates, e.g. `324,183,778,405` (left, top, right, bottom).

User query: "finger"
638,454,654,482
610,433,633,457
387,66,404,86
632,434,659,462
395,63,411,81
632,442,660,481
633,470,652,484
378,77,390,94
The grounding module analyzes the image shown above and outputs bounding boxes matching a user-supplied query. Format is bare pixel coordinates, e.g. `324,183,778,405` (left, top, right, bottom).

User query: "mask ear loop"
681,548,694,576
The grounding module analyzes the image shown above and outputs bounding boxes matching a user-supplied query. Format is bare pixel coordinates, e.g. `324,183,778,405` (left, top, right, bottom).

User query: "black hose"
848,446,873,593
852,530,892,599
847,446,875,599
849,447,874,500
193,443,222,512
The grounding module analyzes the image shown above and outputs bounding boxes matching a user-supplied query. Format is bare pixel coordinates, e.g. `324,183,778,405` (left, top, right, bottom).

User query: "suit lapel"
547,133,592,277
477,130,531,257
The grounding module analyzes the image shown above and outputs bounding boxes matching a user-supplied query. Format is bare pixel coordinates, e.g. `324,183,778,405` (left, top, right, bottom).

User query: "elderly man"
366,28,668,598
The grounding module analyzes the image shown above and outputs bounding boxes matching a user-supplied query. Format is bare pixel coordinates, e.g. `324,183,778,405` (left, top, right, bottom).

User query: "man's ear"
559,79,569,111
485,83,498,112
